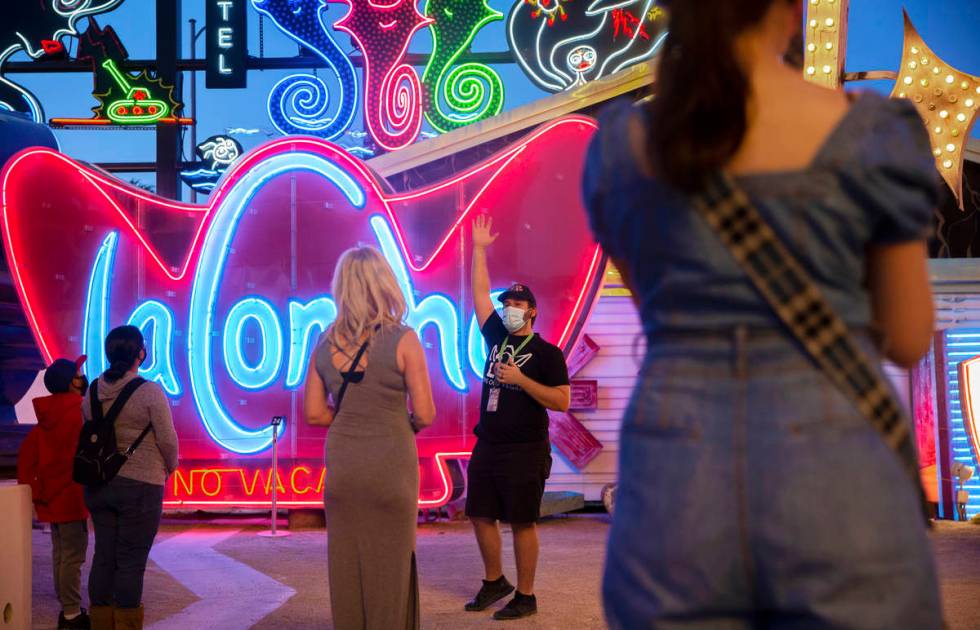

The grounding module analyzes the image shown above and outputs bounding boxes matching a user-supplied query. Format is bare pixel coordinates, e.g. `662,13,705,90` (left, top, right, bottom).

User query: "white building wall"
547,296,644,501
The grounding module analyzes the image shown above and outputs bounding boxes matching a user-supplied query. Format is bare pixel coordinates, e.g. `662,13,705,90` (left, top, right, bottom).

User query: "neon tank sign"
2,116,604,505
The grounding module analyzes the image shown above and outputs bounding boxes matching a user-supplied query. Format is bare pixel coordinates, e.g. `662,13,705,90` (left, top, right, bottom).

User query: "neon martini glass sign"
101,59,171,124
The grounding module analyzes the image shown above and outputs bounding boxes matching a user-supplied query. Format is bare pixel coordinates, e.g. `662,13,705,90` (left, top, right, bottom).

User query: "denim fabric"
603,330,942,629
582,93,939,339
84,476,164,608
51,520,88,615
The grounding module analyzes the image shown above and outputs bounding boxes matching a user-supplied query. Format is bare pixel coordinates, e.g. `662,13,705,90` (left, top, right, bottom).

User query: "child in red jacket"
18,356,91,630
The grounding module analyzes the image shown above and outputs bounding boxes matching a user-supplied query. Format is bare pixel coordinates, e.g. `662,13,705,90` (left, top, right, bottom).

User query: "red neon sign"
1,116,604,508
164,452,472,508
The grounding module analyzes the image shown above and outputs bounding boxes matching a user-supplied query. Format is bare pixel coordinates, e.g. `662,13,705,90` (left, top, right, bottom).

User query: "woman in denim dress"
582,0,943,627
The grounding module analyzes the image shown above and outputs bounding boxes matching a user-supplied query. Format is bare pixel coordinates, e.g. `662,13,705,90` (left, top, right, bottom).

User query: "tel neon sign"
2,115,604,506
206,0,247,88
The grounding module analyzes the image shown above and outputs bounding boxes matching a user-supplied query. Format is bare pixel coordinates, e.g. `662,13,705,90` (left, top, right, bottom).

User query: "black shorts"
465,439,552,524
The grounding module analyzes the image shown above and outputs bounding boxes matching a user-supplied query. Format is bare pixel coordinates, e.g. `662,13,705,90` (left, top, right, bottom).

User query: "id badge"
487,386,500,412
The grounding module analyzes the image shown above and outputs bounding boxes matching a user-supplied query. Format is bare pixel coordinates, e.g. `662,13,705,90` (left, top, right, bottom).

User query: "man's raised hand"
472,214,499,249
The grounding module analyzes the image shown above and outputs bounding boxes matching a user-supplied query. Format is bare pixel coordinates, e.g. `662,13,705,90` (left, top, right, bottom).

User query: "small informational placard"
566,334,600,378
548,410,602,471
206,0,247,88
570,379,598,411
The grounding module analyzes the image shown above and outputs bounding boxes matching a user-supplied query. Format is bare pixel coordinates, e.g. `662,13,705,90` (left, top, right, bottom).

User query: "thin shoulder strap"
692,172,926,519
334,339,369,414
100,377,147,426
89,378,101,422
333,324,381,414
100,377,153,456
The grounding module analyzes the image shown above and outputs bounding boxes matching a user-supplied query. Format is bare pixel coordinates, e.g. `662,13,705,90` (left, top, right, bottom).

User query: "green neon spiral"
423,0,504,133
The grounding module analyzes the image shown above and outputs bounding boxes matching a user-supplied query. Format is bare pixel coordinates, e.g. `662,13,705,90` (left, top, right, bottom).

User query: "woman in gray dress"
303,245,436,630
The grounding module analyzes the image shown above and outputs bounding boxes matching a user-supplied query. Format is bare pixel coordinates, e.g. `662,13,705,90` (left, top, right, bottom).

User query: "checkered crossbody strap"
693,172,925,507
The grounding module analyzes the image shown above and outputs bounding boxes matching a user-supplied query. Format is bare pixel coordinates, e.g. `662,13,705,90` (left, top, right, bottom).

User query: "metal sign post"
258,416,290,538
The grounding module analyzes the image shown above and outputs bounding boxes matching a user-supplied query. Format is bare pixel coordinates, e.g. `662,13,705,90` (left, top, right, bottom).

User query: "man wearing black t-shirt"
464,214,571,621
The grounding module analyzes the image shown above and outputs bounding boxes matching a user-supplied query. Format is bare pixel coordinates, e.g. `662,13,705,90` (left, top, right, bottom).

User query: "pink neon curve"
1,116,600,365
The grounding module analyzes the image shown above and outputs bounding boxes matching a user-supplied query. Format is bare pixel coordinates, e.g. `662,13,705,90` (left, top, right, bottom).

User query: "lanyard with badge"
486,333,534,412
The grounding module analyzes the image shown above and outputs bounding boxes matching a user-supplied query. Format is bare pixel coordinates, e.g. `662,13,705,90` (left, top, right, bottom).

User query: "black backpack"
72,377,150,487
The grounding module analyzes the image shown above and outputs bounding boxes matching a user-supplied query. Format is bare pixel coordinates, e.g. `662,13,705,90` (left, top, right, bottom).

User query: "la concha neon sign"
1,115,604,508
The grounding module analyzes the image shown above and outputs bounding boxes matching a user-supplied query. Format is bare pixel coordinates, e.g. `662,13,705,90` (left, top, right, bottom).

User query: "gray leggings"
51,521,88,615
84,477,164,608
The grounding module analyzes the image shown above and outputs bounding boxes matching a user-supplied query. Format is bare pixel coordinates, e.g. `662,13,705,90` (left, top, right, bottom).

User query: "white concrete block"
0,482,31,630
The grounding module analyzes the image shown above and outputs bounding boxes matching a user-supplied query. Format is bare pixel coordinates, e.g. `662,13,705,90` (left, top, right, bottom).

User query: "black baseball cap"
43,355,86,394
498,283,536,307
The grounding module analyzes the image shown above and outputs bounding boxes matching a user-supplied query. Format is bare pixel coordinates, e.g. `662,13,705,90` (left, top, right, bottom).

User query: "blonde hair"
327,245,407,350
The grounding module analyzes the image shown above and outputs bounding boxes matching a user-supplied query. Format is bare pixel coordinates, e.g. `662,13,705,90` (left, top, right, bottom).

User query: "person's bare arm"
866,241,934,368
303,355,334,426
496,359,571,412
399,331,436,428
472,215,498,328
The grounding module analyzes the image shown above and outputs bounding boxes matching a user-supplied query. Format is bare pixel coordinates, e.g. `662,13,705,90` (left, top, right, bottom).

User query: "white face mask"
502,306,528,333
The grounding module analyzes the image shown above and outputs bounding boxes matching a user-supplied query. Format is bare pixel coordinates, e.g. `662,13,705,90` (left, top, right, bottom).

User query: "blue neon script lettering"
285,297,337,388
370,215,467,391
82,232,117,381
127,300,182,395
187,152,365,454
222,297,284,390
82,152,490,455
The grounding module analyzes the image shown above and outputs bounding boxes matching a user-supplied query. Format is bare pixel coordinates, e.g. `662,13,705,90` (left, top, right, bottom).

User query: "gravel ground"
27,514,980,629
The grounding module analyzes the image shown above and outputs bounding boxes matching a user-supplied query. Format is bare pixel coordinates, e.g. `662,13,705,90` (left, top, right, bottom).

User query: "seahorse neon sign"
250,0,358,140
422,0,504,133
335,0,432,151
1,116,605,503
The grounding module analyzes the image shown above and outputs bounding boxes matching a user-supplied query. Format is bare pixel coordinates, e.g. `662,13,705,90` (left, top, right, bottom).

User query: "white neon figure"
507,0,666,92
199,136,241,169
567,45,597,86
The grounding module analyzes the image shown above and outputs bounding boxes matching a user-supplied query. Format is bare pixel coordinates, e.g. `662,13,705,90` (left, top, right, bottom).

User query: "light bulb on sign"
802,0,847,88
890,10,980,209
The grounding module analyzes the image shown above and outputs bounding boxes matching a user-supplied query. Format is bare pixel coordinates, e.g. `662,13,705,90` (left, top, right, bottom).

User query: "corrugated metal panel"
547,296,643,500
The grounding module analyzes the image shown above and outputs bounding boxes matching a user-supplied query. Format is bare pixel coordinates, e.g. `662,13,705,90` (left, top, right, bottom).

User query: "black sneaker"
58,609,91,629
493,592,537,621
464,576,515,611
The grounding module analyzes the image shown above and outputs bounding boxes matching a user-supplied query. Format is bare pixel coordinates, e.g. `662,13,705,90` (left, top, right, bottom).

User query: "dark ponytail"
103,325,145,383
647,0,785,191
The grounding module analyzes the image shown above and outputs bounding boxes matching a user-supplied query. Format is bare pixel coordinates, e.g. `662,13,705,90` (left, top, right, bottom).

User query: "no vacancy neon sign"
1,116,604,508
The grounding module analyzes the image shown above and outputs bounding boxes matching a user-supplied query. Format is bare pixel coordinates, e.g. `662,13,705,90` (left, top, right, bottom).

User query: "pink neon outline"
1,153,53,361
1,115,599,364
958,356,980,467
558,244,604,349
3,117,601,508
379,19,398,29
161,451,472,508
334,0,432,151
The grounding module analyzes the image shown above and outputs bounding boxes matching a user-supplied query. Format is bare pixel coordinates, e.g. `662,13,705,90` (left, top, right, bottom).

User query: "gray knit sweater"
82,372,180,486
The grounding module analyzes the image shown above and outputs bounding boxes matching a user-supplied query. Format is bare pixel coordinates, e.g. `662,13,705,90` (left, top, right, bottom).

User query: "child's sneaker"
58,609,91,629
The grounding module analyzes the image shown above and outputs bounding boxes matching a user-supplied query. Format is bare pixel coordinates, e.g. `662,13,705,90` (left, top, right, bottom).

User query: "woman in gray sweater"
83,325,179,630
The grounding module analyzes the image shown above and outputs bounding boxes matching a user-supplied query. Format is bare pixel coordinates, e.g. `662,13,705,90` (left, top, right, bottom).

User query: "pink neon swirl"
378,63,423,143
